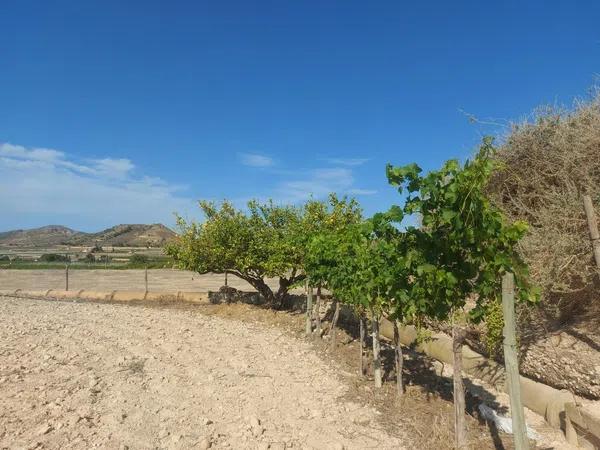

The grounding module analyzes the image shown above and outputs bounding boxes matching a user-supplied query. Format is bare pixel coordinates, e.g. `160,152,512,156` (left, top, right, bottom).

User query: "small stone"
159,429,170,439
37,424,53,435
269,443,286,450
197,437,211,449
248,416,260,429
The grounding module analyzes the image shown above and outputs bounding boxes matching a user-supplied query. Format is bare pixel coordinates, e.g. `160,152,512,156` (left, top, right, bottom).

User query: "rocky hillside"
0,225,79,247
0,224,176,248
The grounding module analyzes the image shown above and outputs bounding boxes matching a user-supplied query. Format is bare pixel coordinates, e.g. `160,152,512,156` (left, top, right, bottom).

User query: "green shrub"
39,253,69,262
129,254,149,265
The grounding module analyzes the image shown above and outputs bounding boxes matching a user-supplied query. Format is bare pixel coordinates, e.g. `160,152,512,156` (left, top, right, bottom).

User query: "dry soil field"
0,269,291,293
0,296,404,450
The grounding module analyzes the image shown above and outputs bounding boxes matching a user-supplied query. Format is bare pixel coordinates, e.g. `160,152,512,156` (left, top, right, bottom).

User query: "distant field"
0,269,288,293
0,260,172,270
0,245,171,269
0,245,164,260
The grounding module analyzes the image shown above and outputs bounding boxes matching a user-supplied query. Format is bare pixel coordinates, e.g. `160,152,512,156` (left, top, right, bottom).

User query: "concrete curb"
379,318,598,448
0,289,209,304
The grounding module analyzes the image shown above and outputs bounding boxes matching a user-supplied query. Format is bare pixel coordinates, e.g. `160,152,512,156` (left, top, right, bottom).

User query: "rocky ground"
2,269,598,401
0,296,403,449
1,295,579,450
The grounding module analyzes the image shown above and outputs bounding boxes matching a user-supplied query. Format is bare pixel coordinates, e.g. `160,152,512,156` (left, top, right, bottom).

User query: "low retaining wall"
566,402,600,449
1,289,210,304
378,318,599,448
1,288,598,448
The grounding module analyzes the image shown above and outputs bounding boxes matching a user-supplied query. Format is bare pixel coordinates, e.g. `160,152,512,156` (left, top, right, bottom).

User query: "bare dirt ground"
0,269,293,293
0,296,404,450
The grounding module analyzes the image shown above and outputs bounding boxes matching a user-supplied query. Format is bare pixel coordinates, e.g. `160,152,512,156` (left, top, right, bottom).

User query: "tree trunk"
226,271,305,309
305,281,313,336
372,312,382,388
246,278,276,305
393,321,404,396
315,285,322,337
329,299,340,351
359,314,366,377
452,325,467,449
274,278,291,308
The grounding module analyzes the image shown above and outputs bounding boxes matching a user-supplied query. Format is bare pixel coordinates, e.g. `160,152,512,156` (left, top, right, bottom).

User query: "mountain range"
0,224,177,248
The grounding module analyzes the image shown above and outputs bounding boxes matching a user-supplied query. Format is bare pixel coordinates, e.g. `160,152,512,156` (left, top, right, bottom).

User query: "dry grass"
488,88,600,325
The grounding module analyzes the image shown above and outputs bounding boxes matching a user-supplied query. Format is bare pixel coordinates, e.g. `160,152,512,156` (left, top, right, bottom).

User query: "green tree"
386,137,538,447
167,196,361,307
39,253,69,263
129,253,149,265
305,213,409,389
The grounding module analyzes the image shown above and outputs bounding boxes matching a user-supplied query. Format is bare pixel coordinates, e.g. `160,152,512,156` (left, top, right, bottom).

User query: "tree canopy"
166,195,361,305
386,137,539,324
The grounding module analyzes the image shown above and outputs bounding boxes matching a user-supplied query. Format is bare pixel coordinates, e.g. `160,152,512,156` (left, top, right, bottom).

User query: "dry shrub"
488,89,600,323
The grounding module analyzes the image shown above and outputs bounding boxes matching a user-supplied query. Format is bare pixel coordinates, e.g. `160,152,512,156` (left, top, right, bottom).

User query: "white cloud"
0,143,64,162
0,142,194,231
347,188,378,195
238,152,274,167
91,158,135,178
276,168,355,202
322,157,370,166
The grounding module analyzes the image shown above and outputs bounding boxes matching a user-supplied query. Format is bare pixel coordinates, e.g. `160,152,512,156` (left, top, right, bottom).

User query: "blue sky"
1,0,599,231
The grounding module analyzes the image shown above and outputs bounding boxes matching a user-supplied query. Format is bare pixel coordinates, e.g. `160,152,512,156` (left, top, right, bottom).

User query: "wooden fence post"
65,264,69,291
583,195,600,269
315,284,322,337
224,270,228,287
502,272,529,450
305,280,313,335
144,266,148,293
372,311,382,388
452,324,467,449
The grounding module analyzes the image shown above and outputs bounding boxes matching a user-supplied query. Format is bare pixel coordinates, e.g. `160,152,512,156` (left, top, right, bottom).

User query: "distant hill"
0,225,79,248
0,224,176,248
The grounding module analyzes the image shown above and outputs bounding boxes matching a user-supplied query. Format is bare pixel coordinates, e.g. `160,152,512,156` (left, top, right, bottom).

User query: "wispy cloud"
0,142,194,231
238,152,274,168
347,188,377,195
322,157,370,167
91,158,135,178
277,167,354,202
272,168,379,202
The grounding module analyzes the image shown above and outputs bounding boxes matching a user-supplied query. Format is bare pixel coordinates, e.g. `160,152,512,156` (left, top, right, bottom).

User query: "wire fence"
0,268,282,293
